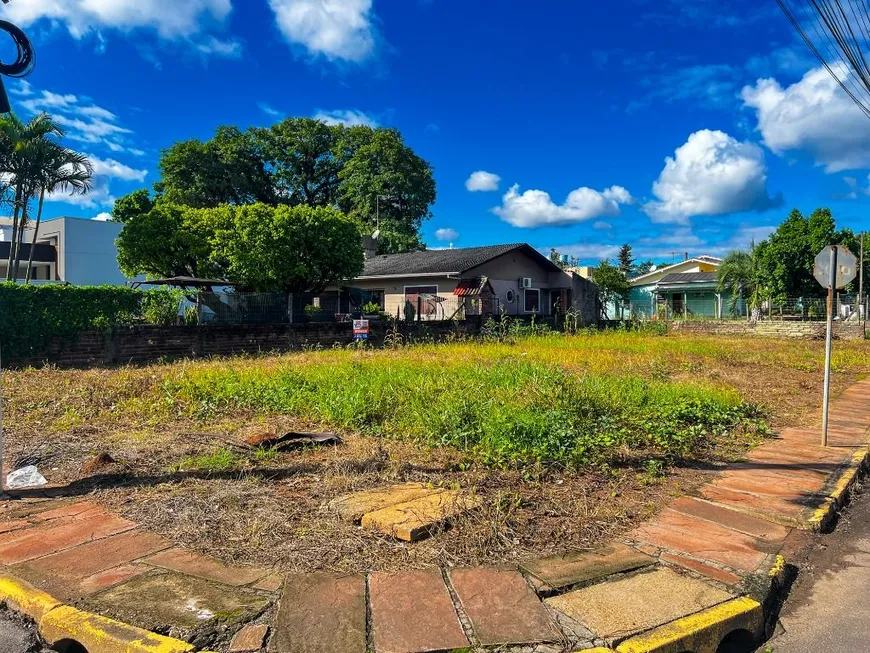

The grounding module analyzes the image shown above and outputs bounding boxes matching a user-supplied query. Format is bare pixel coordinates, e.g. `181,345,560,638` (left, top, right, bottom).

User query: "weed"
170,447,245,472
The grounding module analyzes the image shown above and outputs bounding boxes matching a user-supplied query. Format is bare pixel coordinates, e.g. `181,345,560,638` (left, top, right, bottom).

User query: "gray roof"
360,243,558,278
658,272,718,285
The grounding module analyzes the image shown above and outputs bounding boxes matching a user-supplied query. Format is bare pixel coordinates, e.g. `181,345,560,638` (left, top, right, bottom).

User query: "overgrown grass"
160,340,763,467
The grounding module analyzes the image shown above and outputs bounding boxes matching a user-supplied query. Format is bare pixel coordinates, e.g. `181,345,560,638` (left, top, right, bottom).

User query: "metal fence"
184,291,503,325
618,294,868,323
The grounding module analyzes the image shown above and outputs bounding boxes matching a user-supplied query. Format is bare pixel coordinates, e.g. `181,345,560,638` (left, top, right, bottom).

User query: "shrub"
0,283,142,360
140,288,184,326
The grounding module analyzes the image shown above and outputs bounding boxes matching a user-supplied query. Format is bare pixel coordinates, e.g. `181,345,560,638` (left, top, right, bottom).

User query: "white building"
0,216,131,285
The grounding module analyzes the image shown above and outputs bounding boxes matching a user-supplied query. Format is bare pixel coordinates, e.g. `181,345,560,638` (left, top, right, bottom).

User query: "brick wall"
670,320,866,340
8,320,484,368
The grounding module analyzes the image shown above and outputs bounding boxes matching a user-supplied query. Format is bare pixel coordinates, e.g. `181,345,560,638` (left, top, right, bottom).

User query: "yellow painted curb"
615,597,763,653
0,574,62,623
40,605,195,653
808,449,869,531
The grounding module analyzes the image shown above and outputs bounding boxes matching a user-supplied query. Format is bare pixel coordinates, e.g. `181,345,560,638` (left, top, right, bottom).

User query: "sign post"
814,245,858,446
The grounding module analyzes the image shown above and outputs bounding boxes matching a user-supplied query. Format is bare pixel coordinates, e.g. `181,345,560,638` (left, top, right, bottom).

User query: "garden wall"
6,320,483,368
670,320,866,340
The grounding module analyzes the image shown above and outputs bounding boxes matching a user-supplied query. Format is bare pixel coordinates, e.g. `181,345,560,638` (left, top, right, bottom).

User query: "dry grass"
4,331,870,573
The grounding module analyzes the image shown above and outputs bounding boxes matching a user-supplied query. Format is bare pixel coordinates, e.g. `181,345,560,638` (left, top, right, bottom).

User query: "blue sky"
4,0,870,264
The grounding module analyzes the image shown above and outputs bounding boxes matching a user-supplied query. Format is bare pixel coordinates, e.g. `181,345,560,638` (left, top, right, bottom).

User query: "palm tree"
0,113,65,281
717,248,766,320
24,146,93,283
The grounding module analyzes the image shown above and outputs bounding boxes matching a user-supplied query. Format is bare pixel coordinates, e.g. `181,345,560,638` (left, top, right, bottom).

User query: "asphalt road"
763,484,870,652
0,607,51,653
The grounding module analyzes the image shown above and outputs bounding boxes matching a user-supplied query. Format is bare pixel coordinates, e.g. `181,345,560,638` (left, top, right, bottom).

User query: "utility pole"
860,232,865,324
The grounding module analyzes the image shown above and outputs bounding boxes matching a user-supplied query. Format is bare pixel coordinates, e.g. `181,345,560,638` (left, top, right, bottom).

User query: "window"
369,289,385,309
524,288,540,313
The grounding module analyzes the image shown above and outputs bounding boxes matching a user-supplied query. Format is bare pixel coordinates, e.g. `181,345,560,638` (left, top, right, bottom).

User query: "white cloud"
45,178,114,209
493,184,634,228
5,0,231,38
92,212,113,222
592,221,612,230
434,228,459,242
89,156,148,182
551,243,623,261
644,129,780,224
259,103,285,118
742,66,870,173
195,36,243,58
313,109,378,127
268,0,377,62
465,171,501,192
4,0,234,53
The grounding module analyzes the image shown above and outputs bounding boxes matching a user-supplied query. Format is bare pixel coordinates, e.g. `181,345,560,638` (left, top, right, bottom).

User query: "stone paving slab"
0,511,137,566
520,543,656,592
143,548,266,587
668,496,791,542
632,509,770,572
369,569,468,653
86,571,270,635
545,568,733,643
78,564,149,595
230,624,269,652
449,567,558,646
361,490,482,542
659,553,743,586
270,573,366,653
327,483,441,523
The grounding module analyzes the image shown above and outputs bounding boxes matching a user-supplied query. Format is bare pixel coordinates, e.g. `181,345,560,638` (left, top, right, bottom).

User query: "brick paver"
270,573,366,653
668,496,791,542
143,548,265,586
520,543,655,591
369,569,468,653
449,567,557,646
659,553,743,586
78,564,149,595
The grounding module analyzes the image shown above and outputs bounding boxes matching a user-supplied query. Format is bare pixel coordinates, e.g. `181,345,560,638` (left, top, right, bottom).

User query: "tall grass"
161,345,760,467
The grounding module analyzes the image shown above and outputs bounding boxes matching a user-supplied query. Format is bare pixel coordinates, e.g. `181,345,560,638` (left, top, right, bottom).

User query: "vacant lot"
6,330,870,572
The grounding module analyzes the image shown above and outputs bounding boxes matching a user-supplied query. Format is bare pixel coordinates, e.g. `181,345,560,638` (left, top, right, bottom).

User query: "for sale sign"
353,319,370,340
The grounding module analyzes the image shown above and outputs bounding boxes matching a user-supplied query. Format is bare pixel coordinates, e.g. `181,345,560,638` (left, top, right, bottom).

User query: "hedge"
0,283,183,361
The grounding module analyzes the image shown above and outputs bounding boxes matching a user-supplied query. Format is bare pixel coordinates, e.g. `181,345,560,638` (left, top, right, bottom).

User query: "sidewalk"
2,379,869,653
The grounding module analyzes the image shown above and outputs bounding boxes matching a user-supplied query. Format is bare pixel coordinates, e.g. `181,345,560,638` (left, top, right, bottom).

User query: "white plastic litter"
6,465,47,489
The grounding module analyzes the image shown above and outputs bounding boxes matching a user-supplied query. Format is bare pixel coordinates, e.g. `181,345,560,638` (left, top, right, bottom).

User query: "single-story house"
624,255,742,318
314,243,598,323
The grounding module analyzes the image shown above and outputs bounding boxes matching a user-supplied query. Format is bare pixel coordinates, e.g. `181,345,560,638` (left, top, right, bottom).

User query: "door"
671,293,684,315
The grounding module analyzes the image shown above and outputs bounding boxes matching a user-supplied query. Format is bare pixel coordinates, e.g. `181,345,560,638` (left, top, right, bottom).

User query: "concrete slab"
545,568,733,642
361,490,482,542
449,567,558,646
269,573,366,653
369,569,468,653
143,548,266,586
78,564,150,596
327,483,441,523
86,571,269,636
520,543,655,592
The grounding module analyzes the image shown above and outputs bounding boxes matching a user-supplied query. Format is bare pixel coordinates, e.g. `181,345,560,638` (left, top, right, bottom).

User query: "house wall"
467,251,570,316
25,217,131,286
345,276,460,319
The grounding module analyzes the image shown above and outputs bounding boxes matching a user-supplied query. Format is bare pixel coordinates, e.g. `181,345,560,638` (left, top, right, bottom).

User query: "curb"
0,574,196,653
808,448,869,532
613,597,763,653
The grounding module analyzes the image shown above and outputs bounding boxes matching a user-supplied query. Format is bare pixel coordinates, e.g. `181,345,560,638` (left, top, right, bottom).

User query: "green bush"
140,288,184,326
0,283,143,360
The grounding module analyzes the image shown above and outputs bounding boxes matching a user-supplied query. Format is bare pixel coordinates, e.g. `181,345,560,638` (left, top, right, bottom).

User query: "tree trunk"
11,198,30,284
5,184,23,282
24,189,45,284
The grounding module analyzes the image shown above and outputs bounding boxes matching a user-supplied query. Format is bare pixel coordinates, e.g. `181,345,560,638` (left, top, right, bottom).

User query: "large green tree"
717,249,765,318
128,117,435,254
617,244,635,276
755,208,857,298
591,260,630,318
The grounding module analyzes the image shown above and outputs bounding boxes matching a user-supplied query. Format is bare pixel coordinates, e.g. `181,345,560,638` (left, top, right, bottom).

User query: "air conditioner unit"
521,277,532,289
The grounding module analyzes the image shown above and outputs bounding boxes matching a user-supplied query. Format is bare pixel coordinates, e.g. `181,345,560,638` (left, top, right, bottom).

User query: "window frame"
523,288,541,313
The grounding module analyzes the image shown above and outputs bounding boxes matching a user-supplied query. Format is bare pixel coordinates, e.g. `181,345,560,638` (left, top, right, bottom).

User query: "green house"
621,256,743,319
